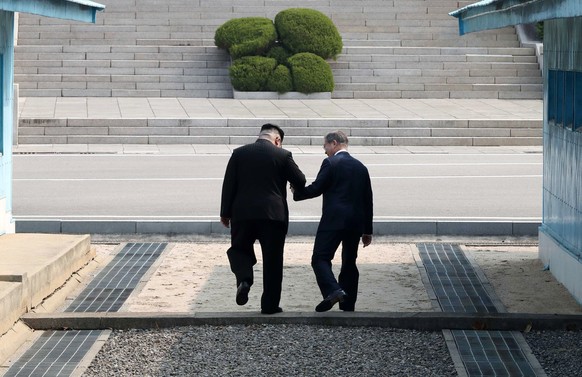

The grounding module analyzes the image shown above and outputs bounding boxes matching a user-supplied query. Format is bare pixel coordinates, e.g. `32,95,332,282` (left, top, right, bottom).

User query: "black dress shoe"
261,307,283,315
315,289,346,312
236,281,250,306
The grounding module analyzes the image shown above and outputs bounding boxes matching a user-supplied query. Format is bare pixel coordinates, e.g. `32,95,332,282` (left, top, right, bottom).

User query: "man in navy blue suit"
220,124,306,314
293,130,373,312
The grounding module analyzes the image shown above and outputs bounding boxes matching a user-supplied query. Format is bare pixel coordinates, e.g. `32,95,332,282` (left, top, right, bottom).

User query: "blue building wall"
449,0,582,304
0,2,102,235
0,9,14,235
542,17,582,258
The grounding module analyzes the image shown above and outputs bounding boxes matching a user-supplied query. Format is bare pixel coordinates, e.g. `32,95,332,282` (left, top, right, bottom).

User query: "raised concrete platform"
0,234,94,336
16,97,543,146
20,311,582,332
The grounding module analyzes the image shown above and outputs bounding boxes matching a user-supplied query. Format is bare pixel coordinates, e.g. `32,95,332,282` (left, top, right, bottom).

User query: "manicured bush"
266,65,294,93
216,9,341,93
214,17,277,59
229,56,278,91
275,8,343,60
266,46,293,66
536,22,544,41
288,53,334,93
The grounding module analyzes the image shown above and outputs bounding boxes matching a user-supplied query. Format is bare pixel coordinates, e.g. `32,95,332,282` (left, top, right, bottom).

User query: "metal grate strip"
5,243,167,377
453,330,536,376
66,242,166,312
4,331,101,377
417,243,543,376
417,242,497,313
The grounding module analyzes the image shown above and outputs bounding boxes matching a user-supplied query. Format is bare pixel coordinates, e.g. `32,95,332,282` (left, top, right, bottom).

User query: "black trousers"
311,229,360,310
227,219,286,311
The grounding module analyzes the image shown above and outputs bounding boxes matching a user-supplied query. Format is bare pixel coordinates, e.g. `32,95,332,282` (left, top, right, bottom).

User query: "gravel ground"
525,330,582,377
83,325,456,377
83,326,582,376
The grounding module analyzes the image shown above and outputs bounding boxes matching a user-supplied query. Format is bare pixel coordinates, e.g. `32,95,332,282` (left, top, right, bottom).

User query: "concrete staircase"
13,0,543,146
18,118,542,147
14,0,542,100
331,42,541,100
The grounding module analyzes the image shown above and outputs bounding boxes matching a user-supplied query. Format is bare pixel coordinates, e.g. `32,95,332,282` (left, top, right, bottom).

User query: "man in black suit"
220,123,306,314
293,130,373,312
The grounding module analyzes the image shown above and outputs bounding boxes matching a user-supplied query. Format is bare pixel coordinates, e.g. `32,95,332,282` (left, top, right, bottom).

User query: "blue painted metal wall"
450,0,582,36
0,0,103,23
0,1,102,235
542,17,582,257
0,9,14,235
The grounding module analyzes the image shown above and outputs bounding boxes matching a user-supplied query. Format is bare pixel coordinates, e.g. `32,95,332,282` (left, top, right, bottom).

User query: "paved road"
12,146,543,222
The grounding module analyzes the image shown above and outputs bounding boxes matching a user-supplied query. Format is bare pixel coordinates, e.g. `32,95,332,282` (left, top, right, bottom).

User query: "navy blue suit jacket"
294,151,373,235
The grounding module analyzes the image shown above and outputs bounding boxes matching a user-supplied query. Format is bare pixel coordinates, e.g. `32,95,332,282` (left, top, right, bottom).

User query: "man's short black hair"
261,123,284,142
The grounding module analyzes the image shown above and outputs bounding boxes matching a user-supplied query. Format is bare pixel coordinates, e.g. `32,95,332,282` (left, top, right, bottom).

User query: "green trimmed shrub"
266,65,293,93
266,46,293,66
275,8,343,60
536,22,544,41
229,56,278,91
216,9,341,93
214,17,277,59
288,53,334,93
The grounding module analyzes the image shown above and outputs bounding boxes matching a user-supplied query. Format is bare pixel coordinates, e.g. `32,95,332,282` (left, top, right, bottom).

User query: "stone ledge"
0,234,94,335
233,90,332,100
20,311,582,332
13,220,541,237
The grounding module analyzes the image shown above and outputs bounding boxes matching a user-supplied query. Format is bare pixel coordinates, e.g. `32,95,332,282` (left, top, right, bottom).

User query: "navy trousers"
311,229,361,310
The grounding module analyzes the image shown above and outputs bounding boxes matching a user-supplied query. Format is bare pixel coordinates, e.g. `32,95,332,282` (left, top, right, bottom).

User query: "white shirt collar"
334,149,348,155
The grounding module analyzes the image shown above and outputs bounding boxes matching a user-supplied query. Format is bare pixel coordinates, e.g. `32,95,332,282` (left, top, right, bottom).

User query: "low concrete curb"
14,220,541,237
21,311,582,332
0,234,93,336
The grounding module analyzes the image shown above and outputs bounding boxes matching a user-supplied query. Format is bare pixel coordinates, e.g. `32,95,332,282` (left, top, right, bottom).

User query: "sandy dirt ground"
465,244,582,314
92,238,582,315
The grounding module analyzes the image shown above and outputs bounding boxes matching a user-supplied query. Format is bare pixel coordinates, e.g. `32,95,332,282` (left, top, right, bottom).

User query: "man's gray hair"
325,130,348,145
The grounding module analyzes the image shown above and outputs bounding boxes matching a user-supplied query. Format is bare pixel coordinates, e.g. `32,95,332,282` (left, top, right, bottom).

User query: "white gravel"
525,330,582,377
83,325,456,376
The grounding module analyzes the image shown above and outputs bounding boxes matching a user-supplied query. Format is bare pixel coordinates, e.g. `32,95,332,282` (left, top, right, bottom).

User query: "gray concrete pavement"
18,97,542,121
13,96,544,235
12,144,542,236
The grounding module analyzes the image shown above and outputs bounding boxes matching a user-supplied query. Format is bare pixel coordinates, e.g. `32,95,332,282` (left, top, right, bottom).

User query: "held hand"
289,184,295,194
220,217,231,228
362,234,372,247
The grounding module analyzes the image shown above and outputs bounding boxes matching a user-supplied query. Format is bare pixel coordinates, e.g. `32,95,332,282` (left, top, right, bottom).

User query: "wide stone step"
17,134,542,146
18,25,517,45
18,116,542,146
331,61,540,70
341,46,535,55
336,53,538,63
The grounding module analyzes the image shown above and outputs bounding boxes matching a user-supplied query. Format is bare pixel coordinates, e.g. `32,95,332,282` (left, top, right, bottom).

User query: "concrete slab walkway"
18,98,542,121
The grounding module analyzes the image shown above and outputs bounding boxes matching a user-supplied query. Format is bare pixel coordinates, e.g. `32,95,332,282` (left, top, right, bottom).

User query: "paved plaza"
18,97,542,121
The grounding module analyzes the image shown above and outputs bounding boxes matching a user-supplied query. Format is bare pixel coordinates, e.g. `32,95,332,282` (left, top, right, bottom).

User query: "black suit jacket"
294,151,373,235
220,139,306,231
